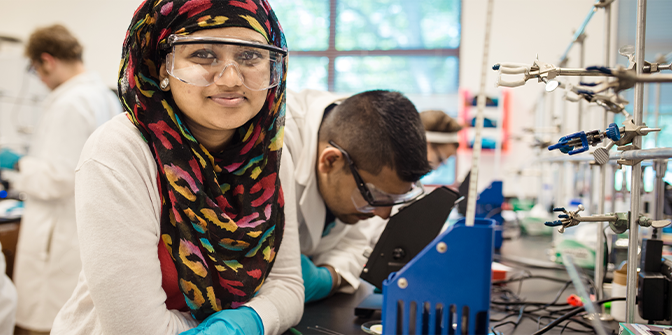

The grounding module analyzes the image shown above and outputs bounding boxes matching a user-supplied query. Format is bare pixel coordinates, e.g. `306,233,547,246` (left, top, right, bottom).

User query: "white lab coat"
283,89,374,292
0,241,17,334
11,71,121,331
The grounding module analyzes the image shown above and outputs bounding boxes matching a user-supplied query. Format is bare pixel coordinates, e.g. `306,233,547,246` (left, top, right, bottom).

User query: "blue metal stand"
382,218,495,335
476,181,503,250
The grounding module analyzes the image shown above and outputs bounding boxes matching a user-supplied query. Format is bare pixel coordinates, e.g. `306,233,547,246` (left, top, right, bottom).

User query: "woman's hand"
180,306,264,335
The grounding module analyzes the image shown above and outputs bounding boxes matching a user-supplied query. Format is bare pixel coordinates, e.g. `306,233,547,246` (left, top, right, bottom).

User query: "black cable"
492,274,569,285
490,306,526,333
531,297,626,335
489,311,520,322
491,301,570,307
490,269,616,334
543,280,573,308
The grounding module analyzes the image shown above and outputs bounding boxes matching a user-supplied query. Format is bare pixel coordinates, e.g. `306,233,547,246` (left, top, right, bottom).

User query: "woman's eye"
190,49,216,59
238,50,263,61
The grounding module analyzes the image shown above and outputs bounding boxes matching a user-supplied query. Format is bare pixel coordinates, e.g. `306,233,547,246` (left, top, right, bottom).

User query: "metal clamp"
545,205,671,234
548,123,621,156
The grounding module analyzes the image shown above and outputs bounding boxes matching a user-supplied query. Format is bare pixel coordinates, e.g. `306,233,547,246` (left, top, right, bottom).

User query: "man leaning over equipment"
281,89,431,302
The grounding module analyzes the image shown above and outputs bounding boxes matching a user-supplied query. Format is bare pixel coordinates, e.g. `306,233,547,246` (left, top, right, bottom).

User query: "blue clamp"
545,220,563,227
586,66,613,75
546,208,569,227
579,81,600,87
548,131,589,155
605,123,621,141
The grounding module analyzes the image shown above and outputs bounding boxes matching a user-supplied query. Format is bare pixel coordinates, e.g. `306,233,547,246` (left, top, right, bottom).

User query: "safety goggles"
164,34,286,91
328,141,424,213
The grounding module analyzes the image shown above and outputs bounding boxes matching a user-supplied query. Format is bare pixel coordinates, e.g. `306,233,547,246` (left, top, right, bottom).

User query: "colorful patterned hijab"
118,0,287,320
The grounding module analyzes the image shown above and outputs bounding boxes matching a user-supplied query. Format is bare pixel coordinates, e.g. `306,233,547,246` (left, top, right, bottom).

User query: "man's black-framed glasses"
328,141,424,213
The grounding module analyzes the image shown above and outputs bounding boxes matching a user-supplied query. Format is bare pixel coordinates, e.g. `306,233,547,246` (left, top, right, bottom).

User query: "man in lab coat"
282,89,431,302
0,24,121,333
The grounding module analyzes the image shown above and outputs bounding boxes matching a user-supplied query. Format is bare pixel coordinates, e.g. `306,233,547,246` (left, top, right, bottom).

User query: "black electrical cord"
490,269,621,334
492,274,570,285
531,297,626,335
491,301,570,307
559,318,594,334
490,275,576,333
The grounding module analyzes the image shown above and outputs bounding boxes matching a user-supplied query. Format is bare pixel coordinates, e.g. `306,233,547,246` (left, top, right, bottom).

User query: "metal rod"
559,5,598,65
626,0,647,323
595,164,607,297
620,148,672,160
537,148,672,163
578,35,586,134
556,68,611,76
595,0,612,305
654,159,666,221
465,0,494,227
626,74,672,83
578,215,617,223
654,82,661,144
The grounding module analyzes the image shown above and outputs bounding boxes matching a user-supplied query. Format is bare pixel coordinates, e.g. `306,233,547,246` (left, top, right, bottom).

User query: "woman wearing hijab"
51,0,302,334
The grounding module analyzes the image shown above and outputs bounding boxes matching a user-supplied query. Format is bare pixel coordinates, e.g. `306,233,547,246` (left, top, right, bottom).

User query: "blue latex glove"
0,148,21,170
180,306,263,335
301,254,333,303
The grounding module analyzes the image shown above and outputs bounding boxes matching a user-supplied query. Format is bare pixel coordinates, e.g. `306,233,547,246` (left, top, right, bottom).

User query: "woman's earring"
160,78,170,90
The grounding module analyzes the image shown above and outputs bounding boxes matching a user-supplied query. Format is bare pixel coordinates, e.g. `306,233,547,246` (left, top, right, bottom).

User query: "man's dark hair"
318,90,431,182
25,24,83,63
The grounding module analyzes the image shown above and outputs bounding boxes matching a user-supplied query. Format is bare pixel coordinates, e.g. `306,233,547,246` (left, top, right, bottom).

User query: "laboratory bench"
0,217,19,279
288,234,622,335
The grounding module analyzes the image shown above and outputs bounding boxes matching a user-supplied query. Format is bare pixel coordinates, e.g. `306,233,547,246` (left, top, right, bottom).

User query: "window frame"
288,0,461,92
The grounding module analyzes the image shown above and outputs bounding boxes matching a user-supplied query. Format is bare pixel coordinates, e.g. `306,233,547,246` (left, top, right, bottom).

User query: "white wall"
459,0,619,198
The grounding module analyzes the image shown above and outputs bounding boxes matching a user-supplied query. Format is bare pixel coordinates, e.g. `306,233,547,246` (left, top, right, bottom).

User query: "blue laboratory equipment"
548,123,620,155
458,172,504,250
381,218,494,335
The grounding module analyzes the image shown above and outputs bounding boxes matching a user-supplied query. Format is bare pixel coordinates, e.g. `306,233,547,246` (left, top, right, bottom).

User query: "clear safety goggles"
328,141,425,213
164,34,286,91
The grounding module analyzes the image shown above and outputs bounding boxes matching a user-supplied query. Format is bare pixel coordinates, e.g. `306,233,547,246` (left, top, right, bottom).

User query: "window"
272,0,461,185
272,0,460,94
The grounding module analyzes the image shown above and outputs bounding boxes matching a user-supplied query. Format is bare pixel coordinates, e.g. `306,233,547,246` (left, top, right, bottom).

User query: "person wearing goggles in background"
282,89,431,303
420,109,463,170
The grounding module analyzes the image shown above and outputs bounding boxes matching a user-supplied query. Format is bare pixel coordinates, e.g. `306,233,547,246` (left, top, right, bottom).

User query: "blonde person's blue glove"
301,254,332,303
180,306,263,335
0,148,21,170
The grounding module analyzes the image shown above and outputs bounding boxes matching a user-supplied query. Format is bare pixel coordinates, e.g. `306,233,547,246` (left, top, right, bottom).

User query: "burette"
465,0,495,226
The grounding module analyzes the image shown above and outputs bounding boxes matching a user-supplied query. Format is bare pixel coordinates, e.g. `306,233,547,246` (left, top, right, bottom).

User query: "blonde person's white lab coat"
0,241,18,334
283,89,374,292
11,71,121,331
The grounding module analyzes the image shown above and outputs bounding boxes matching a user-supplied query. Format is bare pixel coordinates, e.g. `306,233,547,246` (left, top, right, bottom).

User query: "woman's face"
160,27,270,148
427,142,457,169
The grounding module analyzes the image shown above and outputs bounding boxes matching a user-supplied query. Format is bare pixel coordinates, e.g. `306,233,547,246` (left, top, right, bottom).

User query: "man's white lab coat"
283,89,373,292
11,72,121,331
